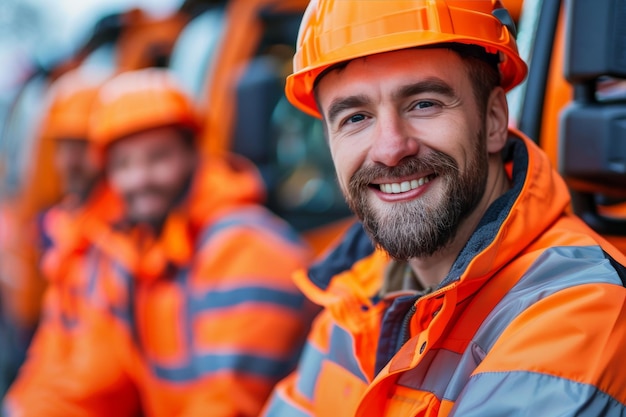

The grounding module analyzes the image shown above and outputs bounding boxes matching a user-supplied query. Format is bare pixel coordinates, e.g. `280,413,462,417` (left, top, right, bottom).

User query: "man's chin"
128,210,168,232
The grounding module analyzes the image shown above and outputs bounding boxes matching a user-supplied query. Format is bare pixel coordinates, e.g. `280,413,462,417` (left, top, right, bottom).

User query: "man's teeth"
379,176,430,194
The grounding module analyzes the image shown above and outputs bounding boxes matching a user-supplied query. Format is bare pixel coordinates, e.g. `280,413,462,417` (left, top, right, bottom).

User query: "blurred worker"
36,69,121,263
4,68,316,417
46,73,102,208
262,1,626,416
0,69,117,400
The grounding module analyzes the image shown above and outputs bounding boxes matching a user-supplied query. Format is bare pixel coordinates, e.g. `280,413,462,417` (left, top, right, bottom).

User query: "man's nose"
369,112,420,167
123,162,151,190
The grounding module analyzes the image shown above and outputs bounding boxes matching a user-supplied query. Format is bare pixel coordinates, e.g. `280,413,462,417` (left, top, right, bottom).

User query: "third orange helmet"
89,68,200,147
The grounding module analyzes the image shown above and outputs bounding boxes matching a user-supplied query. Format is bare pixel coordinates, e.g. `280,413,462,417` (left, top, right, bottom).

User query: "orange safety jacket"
38,182,124,284
262,130,626,417
5,155,317,417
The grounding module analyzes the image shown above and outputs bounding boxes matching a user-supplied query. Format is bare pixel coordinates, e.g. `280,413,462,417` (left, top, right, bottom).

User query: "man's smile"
377,174,437,194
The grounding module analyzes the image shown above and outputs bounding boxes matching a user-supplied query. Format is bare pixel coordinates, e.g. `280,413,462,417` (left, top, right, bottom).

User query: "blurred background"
0,0,355,400
0,0,353,231
0,0,180,126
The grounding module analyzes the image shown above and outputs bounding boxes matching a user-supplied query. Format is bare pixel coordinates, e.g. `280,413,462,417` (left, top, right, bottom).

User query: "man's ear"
485,86,509,154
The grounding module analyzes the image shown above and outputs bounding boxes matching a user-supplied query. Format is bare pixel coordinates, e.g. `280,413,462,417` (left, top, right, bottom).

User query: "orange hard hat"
89,68,200,147
42,69,107,140
286,0,529,118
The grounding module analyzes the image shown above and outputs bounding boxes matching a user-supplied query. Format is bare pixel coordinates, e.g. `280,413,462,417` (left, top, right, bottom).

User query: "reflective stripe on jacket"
5,155,317,417
262,130,626,417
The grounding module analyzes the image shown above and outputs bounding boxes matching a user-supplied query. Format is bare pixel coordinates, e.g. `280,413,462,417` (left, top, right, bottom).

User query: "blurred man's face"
106,126,197,229
53,138,100,201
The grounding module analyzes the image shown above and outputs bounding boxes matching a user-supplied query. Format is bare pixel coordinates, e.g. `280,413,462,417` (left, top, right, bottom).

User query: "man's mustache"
350,152,458,189
123,187,169,204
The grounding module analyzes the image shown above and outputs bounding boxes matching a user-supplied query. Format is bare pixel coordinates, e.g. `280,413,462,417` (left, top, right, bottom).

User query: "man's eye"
148,148,172,163
414,101,435,109
346,113,366,124
109,159,128,172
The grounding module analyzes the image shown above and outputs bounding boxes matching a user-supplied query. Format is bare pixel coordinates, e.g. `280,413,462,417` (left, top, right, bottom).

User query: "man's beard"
123,171,194,233
66,171,100,204
345,130,488,260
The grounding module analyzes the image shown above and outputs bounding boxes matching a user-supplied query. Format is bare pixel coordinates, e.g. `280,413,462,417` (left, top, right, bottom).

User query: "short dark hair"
442,43,501,120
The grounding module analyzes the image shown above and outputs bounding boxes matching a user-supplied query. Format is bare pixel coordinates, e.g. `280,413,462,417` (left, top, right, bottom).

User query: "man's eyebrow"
326,94,372,125
324,78,457,124
392,78,457,101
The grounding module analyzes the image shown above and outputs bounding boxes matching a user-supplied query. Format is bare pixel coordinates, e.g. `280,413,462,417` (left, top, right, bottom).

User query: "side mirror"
563,0,626,83
559,0,626,235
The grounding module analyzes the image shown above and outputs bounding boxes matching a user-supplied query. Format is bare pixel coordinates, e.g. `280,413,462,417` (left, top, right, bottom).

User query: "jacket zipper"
396,302,417,352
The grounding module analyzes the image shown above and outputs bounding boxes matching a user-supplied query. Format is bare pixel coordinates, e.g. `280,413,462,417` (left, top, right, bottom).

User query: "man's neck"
407,227,472,289
408,157,511,288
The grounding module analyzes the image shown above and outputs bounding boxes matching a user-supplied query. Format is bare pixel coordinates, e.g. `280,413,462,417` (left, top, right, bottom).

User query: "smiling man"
321,48,506,287
262,1,626,416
